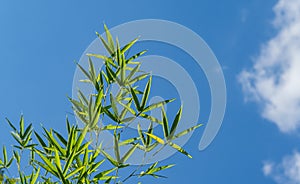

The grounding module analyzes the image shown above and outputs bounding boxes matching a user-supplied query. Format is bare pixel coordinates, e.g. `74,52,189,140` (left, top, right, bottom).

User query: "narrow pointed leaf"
143,99,175,113
169,106,182,139
173,124,203,139
168,142,192,158
162,108,169,138
121,144,138,163
141,76,152,110
144,133,165,145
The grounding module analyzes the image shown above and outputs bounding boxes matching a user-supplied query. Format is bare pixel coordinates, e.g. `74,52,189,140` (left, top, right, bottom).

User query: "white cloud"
239,0,300,133
263,151,300,184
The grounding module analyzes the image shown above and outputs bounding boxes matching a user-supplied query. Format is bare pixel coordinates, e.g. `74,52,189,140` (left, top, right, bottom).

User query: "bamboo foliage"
0,24,202,183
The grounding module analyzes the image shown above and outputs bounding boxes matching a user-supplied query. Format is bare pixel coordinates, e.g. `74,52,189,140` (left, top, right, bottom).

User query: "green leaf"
110,93,119,118
120,144,138,163
42,127,66,156
86,53,117,68
137,123,146,146
143,162,175,176
87,159,105,175
128,73,149,85
22,123,33,140
101,149,119,167
130,87,141,111
113,133,121,163
104,24,115,52
5,118,17,132
19,115,24,137
169,106,182,139
53,130,67,146
96,32,114,56
146,122,153,147
88,57,96,82
30,168,40,184
2,146,7,165
161,108,169,138
119,116,135,124
121,37,139,54
54,149,62,171
13,151,20,165
99,124,123,131
94,167,117,180
77,63,92,82
119,137,140,146
103,107,118,122
167,142,192,158
35,150,58,176
144,133,165,145
65,166,85,179
126,50,147,64
74,125,89,151
142,99,175,113
63,148,76,175
119,101,136,116
173,124,203,139
125,63,141,82
140,76,152,110
139,113,162,125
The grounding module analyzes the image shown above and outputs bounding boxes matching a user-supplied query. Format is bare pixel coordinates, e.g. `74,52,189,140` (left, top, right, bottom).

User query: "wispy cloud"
263,151,300,184
239,0,300,133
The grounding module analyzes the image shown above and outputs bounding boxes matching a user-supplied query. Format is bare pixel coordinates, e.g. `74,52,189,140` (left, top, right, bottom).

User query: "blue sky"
1,0,300,183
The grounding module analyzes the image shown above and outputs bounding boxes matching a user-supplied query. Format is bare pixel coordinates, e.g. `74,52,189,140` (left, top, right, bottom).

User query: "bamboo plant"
0,25,202,183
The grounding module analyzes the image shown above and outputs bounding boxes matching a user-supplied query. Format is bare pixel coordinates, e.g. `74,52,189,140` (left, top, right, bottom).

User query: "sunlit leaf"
161,108,169,138
144,133,165,145
173,124,203,140
121,144,138,163
140,76,152,110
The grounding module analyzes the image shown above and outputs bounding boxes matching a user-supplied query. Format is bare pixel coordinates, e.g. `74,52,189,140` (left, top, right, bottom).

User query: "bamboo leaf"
53,130,67,146
121,144,138,163
110,93,119,118
130,87,141,111
146,122,153,147
126,50,147,64
113,133,121,163
144,133,165,145
54,149,62,171
96,32,114,56
128,73,149,85
138,123,146,146
30,168,40,184
167,142,192,158
65,166,85,179
22,123,33,140
77,63,92,81
119,101,136,116
126,63,141,82
173,124,203,140
94,168,117,180
19,115,24,137
101,149,119,167
5,118,17,132
140,113,162,125
162,108,169,138
119,137,140,146
169,106,182,139
142,99,175,113
104,24,115,52
36,150,58,176
3,146,7,165
121,37,139,54
140,76,152,110
63,148,76,175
